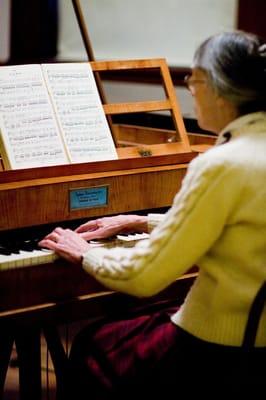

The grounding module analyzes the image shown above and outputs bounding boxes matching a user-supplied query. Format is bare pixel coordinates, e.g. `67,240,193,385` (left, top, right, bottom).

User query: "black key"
0,246,12,256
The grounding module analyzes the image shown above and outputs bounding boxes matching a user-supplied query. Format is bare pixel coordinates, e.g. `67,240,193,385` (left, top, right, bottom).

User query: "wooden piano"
0,56,211,309
0,2,215,398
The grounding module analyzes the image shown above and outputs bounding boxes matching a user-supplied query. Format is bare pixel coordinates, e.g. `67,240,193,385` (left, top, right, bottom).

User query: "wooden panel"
0,259,104,314
0,144,195,184
103,100,171,114
116,124,179,145
116,125,216,146
0,257,196,322
91,58,166,71
0,164,188,230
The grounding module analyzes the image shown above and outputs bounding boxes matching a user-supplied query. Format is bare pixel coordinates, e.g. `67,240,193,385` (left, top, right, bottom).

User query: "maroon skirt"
67,304,265,399
68,305,182,398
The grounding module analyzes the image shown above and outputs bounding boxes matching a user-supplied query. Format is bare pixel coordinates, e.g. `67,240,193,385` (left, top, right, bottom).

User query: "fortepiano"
0,2,215,398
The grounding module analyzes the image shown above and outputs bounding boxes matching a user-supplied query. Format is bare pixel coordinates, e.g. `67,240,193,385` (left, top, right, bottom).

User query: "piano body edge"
0,256,197,326
0,144,197,231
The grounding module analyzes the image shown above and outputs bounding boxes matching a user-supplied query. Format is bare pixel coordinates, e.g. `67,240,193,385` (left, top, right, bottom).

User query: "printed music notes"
0,64,68,169
0,63,117,170
42,63,117,163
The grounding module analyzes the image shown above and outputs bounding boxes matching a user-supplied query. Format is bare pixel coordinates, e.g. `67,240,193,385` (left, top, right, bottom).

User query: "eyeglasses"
184,74,207,93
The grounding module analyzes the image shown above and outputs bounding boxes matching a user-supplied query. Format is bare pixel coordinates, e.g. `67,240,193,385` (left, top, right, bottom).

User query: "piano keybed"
0,214,159,314
0,207,197,320
0,215,150,270
0,231,149,270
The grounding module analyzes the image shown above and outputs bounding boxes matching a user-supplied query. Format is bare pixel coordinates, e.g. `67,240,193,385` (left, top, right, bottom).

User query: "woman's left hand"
38,227,91,264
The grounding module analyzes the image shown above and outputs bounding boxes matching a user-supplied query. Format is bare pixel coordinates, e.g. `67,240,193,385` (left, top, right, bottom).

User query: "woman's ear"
216,95,236,111
215,95,239,123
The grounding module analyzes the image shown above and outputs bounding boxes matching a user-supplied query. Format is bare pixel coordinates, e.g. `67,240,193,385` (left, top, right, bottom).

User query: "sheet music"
42,63,118,163
0,64,69,169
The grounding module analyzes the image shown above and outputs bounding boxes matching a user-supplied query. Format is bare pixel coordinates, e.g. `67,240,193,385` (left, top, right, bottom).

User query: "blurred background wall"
1,0,265,127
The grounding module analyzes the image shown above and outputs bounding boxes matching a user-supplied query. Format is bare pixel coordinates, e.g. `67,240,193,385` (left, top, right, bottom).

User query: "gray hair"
192,31,266,114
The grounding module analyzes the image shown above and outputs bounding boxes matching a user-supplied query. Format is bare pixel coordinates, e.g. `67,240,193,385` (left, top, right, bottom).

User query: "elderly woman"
40,30,266,398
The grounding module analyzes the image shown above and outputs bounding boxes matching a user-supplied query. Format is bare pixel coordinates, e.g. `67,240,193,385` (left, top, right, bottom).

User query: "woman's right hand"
75,214,148,241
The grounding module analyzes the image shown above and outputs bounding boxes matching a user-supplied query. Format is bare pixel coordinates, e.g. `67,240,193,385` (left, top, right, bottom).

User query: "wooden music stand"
89,57,191,156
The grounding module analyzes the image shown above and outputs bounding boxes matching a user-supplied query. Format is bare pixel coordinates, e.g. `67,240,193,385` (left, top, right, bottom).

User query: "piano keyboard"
0,233,150,271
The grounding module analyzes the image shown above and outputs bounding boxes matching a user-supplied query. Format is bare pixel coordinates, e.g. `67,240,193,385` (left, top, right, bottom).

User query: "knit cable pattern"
90,155,226,281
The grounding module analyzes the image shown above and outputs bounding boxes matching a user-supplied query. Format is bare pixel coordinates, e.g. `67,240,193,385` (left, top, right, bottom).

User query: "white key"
116,233,149,241
0,249,58,270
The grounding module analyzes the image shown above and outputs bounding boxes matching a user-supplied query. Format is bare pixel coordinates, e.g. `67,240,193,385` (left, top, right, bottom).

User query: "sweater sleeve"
147,213,166,232
82,154,240,297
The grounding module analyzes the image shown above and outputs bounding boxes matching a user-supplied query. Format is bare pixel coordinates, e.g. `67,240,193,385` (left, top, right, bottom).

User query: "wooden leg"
0,327,14,400
15,327,42,400
43,326,69,400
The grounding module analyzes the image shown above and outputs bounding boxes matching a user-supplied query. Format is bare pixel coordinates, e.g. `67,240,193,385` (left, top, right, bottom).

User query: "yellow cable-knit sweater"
83,112,266,347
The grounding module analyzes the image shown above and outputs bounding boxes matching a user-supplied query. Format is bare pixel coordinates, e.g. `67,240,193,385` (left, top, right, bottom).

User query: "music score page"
0,64,69,169
0,63,117,170
42,63,117,163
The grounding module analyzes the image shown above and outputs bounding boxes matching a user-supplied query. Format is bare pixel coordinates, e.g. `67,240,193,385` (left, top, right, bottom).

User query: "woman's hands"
75,214,148,241
39,227,91,264
38,214,148,264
